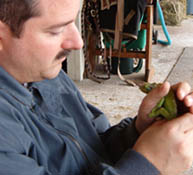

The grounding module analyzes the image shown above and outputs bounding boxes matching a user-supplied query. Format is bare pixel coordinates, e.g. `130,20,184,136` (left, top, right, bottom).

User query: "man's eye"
50,31,61,35
49,28,65,36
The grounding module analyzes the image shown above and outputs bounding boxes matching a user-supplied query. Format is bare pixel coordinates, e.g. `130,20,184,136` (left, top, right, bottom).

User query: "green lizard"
140,83,178,120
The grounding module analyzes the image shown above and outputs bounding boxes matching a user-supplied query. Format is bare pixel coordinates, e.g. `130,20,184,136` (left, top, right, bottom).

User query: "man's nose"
61,23,84,50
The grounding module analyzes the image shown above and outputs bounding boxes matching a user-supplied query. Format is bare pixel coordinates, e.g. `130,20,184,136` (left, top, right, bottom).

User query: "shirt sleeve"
97,150,160,175
100,117,140,163
88,102,139,161
0,152,50,175
88,103,160,175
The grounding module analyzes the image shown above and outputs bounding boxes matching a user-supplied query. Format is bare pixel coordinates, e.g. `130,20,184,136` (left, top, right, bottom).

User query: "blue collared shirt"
0,66,159,175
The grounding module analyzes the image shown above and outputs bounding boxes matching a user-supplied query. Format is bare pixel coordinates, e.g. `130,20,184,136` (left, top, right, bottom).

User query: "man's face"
0,0,83,83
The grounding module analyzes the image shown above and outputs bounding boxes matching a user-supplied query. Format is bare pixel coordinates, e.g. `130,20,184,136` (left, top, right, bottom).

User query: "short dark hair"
0,0,40,37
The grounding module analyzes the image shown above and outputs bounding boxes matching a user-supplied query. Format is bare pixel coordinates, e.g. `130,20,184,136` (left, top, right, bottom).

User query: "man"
0,0,193,175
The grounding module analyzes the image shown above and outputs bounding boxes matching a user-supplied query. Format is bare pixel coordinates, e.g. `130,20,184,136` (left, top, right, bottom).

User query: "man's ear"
0,22,4,51
0,21,11,51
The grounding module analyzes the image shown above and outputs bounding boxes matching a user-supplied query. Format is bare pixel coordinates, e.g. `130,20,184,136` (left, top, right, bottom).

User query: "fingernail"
187,96,193,106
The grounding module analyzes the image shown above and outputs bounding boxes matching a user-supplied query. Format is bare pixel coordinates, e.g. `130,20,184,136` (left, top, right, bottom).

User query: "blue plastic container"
187,0,193,15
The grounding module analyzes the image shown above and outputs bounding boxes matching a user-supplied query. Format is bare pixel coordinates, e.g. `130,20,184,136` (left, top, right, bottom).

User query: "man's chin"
41,67,62,80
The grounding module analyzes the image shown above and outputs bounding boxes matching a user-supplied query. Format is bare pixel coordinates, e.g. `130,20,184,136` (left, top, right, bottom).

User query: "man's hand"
172,82,193,114
139,82,177,120
133,113,193,175
135,82,193,134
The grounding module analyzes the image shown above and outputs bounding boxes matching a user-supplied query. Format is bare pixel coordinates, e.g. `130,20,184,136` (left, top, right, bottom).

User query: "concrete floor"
74,17,193,174
75,17,193,124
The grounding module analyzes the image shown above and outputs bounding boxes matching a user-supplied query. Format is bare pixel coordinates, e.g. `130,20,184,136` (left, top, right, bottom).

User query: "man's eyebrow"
46,20,74,30
46,11,81,30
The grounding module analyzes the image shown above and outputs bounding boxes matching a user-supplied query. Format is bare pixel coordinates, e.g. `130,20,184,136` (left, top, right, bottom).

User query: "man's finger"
145,82,170,104
184,93,193,107
170,113,193,133
172,82,191,100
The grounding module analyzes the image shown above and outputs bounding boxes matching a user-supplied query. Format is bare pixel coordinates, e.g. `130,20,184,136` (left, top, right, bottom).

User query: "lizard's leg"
149,98,165,118
149,107,174,120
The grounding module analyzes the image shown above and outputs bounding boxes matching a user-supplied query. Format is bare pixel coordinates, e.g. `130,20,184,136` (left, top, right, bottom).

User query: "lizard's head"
139,83,158,93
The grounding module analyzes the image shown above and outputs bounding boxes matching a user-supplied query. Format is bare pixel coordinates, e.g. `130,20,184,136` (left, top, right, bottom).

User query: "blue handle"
157,1,172,45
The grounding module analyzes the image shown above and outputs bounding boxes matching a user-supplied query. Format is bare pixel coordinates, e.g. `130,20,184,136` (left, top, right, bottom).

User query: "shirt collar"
0,66,34,107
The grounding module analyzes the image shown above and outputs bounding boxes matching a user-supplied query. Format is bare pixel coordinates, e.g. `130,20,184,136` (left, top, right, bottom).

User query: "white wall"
67,0,84,81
